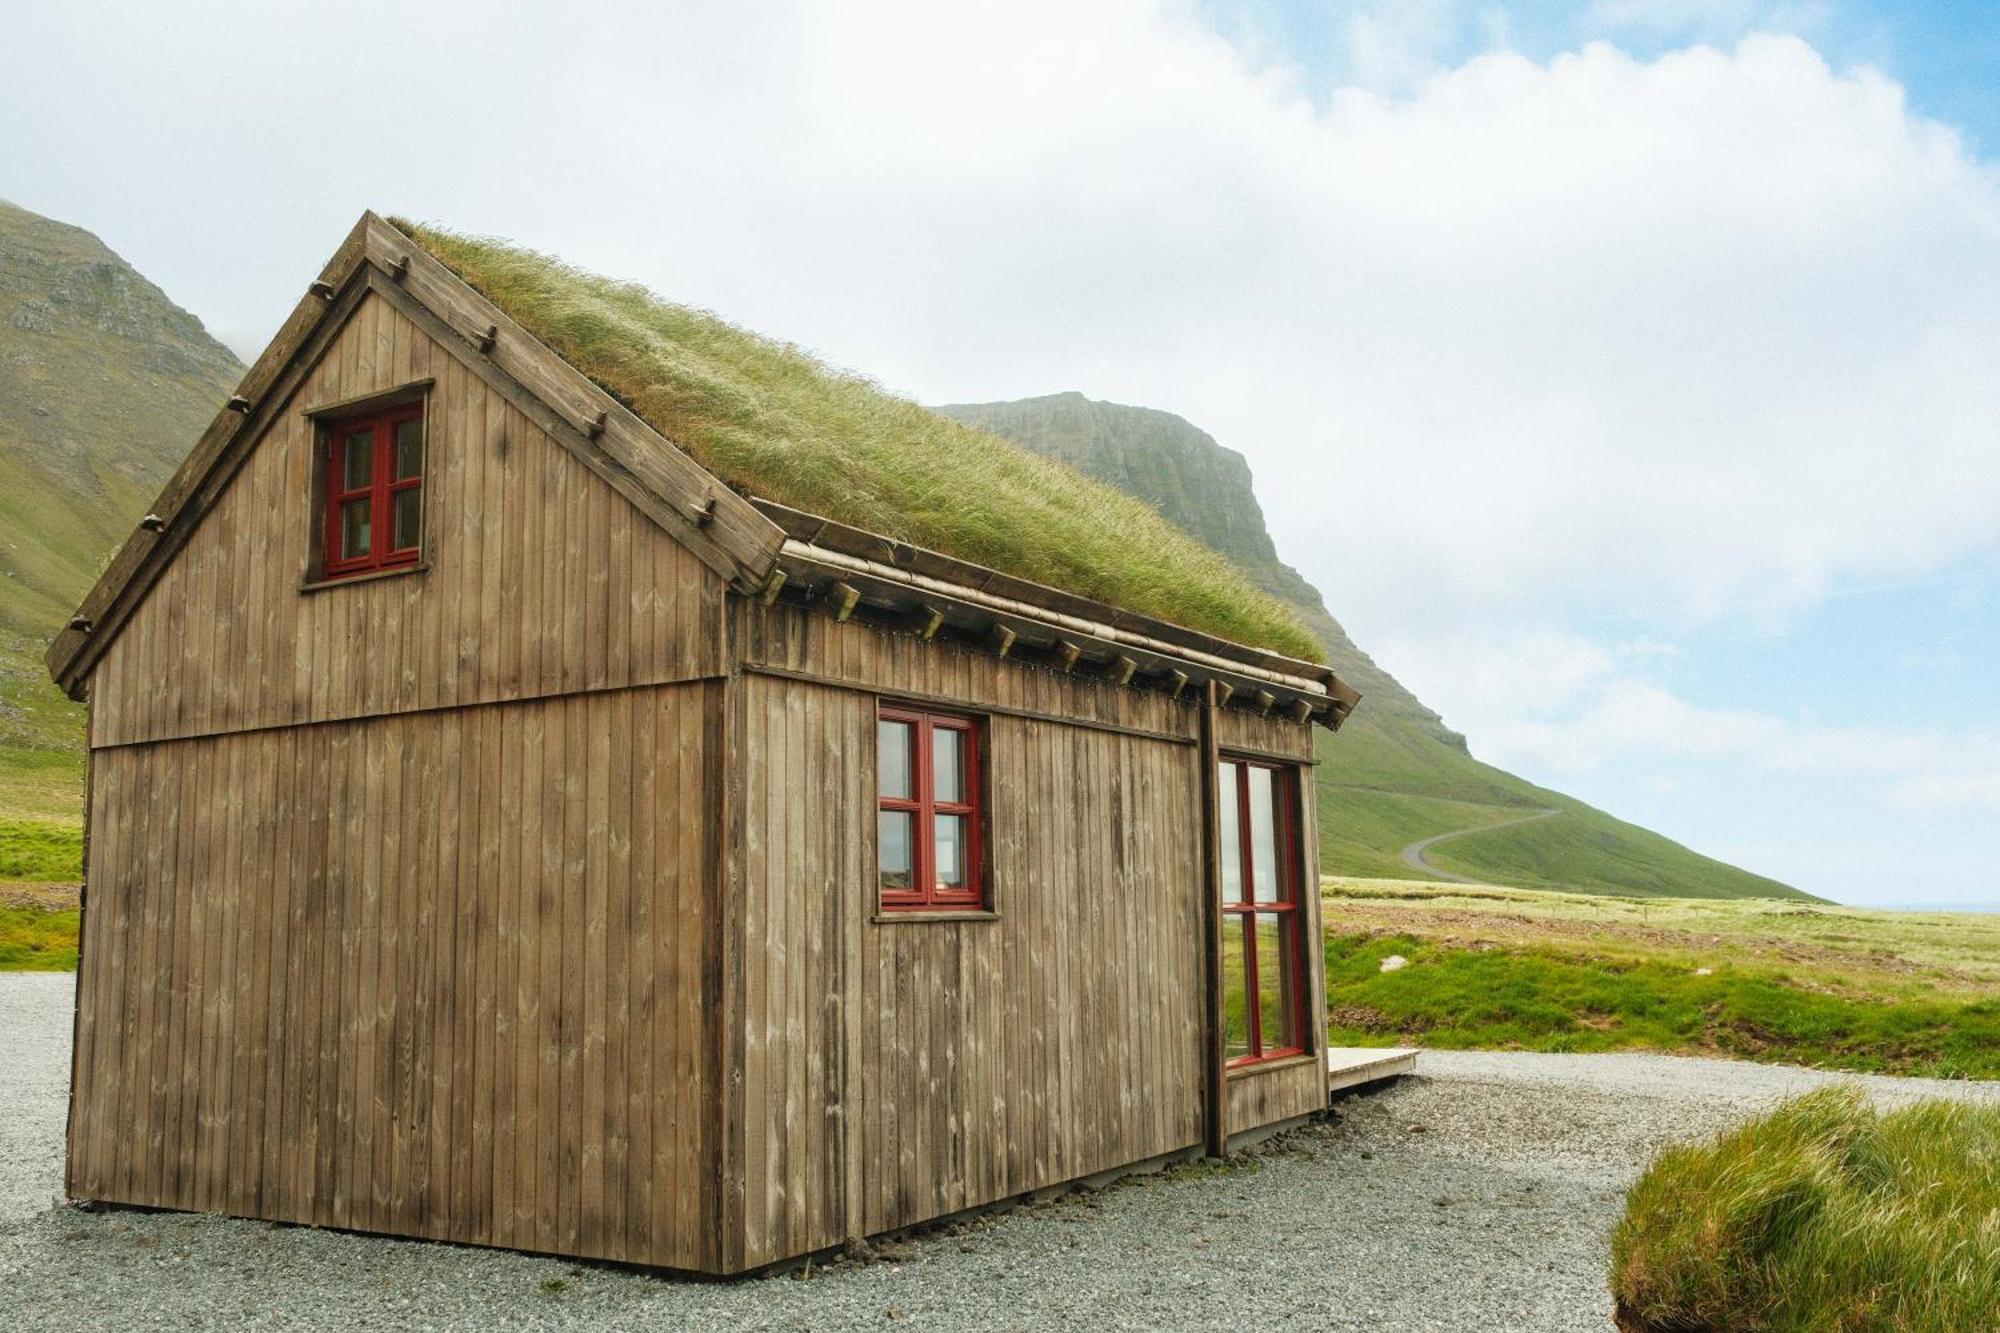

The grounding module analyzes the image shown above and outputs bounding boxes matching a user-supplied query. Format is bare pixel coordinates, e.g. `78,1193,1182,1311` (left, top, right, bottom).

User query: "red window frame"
1221,757,1309,1067
877,705,985,912
322,401,426,578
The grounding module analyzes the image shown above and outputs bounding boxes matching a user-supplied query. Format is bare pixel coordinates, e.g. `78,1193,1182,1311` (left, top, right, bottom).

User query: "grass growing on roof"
1610,1089,2000,1332
393,220,1322,662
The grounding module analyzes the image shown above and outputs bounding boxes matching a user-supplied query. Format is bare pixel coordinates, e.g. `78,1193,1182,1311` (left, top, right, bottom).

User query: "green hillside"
936,393,1807,901
0,200,242,879
0,207,1804,903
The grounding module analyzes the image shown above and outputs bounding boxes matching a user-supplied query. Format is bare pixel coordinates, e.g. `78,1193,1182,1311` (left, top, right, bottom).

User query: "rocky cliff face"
0,200,242,750
934,392,1465,747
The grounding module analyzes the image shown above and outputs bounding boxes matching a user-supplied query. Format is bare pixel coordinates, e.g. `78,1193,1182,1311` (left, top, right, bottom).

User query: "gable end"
46,211,785,700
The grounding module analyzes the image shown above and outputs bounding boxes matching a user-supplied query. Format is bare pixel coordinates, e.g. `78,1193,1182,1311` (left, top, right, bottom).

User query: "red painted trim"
877,704,985,912
322,401,425,579
1220,757,1309,1068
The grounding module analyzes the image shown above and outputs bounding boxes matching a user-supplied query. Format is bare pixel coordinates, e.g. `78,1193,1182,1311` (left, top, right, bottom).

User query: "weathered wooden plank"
359,215,782,588
75,682,718,1270
88,288,732,751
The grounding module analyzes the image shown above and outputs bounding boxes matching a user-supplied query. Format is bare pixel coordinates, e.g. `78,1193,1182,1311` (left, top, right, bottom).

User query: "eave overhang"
754,500,1361,730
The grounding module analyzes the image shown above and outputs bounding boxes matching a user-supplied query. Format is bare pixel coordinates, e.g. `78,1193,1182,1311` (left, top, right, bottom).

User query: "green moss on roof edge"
392,219,1324,664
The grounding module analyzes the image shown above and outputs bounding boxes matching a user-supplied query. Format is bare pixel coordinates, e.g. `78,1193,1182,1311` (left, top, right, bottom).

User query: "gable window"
1219,758,1308,1066
877,705,984,912
322,401,425,578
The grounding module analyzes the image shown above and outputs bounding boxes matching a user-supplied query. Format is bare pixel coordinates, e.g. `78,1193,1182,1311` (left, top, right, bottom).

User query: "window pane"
1217,762,1242,903
1223,915,1251,1061
342,430,374,490
877,719,912,799
394,418,424,480
1249,766,1281,902
1255,912,1298,1052
878,811,913,890
935,813,967,888
339,498,372,559
933,727,964,804
392,485,422,551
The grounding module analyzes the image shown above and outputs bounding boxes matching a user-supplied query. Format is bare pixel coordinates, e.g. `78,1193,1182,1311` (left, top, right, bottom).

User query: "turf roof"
394,221,1323,663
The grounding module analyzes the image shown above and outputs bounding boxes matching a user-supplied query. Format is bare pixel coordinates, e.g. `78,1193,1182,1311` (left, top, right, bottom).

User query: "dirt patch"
1327,1003,1434,1036
0,883,80,911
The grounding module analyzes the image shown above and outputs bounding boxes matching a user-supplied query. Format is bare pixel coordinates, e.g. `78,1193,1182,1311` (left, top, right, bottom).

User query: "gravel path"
3,974,1992,1331
1398,809,1559,882
0,973,72,1223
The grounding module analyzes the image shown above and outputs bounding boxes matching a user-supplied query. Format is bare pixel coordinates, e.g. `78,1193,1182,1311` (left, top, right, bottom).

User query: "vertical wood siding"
730,600,1329,1267
738,671,1208,1265
88,290,725,749
737,599,1199,742
68,682,721,1271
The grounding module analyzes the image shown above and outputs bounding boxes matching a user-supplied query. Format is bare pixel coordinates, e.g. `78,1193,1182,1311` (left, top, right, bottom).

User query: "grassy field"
1323,877,2000,1078
1611,1088,2000,1332
0,745,83,883
0,891,78,970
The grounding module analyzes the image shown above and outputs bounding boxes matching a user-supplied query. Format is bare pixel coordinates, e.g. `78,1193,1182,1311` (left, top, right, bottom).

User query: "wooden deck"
1327,1047,1418,1094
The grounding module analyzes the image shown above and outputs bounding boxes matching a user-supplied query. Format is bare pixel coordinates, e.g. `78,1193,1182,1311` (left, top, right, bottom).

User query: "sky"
1,1,1995,908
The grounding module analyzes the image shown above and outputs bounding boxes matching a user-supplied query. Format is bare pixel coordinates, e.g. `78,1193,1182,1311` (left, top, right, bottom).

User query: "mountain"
0,200,241,874
936,393,1808,900
0,204,1799,901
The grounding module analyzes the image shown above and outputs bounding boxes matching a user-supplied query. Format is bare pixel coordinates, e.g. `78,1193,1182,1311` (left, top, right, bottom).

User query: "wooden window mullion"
372,422,393,568
915,713,934,906
1237,765,1261,1056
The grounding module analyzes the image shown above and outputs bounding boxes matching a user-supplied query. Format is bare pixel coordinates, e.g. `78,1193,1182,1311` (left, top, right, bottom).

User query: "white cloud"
1890,773,2000,814
1427,638,2000,812
1584,0,1764,33
3,2,1996,902
8,7,1995,640
1340,0,1466,94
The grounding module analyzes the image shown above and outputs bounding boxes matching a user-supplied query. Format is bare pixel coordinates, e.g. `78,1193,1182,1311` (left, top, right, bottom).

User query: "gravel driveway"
3,974,1992,1331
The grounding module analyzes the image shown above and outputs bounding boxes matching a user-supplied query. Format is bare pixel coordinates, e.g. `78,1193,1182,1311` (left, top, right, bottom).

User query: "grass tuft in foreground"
1610,1088,2000,1333
392,219,1321,662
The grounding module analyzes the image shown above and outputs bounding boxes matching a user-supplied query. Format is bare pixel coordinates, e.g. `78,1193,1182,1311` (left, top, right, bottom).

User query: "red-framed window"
877,705,984,912
322,402,426,578
1219,758,1308,1066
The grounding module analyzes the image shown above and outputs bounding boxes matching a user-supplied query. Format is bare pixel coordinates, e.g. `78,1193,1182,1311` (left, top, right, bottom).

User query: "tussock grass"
0,814,81,882
0,903,77,969
394,220,1320,662
1610,1089,2000,1332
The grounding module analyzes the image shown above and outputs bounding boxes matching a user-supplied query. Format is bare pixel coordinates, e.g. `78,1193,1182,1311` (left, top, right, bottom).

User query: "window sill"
872,909,999,924
1225,1051,1316,1080
300,561,429,594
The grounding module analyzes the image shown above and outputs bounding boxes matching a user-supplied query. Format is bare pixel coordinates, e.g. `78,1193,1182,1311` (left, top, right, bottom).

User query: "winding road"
1399,807,1561,882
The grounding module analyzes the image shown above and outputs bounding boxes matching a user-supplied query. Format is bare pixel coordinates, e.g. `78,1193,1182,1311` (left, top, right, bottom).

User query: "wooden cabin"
47,213,1360,1275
